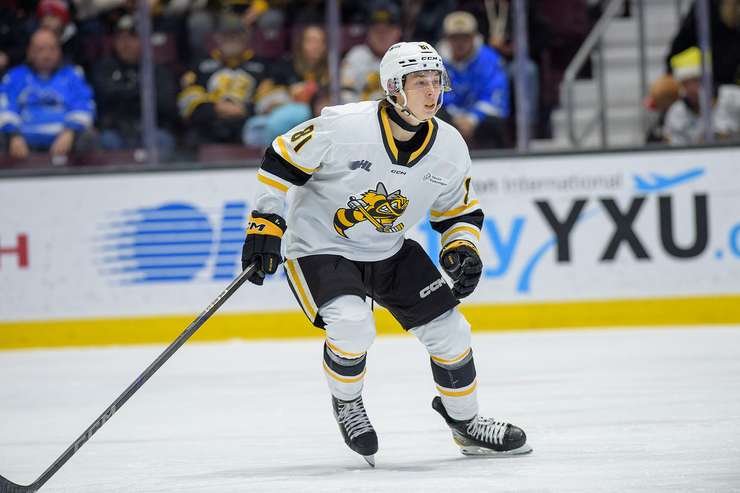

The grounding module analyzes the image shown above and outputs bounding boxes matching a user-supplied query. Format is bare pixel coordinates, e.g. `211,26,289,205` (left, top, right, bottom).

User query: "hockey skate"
432,396,532,456
332,396,378,467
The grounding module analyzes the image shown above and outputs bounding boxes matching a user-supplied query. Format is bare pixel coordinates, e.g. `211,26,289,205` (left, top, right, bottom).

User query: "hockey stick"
0,262,258,493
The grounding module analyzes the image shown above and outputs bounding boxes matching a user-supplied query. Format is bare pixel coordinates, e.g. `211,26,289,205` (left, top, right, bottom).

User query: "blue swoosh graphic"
633,167,704,192
517,209,599,294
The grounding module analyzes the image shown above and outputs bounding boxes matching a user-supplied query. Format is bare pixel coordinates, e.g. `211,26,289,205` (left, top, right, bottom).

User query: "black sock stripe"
324,343,366,377
431,356,476,389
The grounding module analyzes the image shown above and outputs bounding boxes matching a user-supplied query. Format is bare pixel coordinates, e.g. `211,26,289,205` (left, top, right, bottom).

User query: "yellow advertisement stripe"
431,200,480,218
1,296,739,350
257,173,289,192
285,260,317,320
276,136,317,174
323,361,366,383
437,381,477,397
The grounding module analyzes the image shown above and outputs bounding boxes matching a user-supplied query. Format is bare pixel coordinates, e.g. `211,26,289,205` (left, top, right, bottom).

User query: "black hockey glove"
241,211,287,285
439,240,482,299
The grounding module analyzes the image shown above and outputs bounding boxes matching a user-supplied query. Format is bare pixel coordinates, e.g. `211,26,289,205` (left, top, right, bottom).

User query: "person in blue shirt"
438,11,511,149
0,28,96,163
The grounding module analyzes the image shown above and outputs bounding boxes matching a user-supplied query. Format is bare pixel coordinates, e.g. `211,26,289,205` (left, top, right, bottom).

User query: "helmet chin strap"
387,88,442,125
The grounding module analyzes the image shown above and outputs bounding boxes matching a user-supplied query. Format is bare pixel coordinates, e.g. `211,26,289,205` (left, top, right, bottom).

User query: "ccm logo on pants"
420,278,446,299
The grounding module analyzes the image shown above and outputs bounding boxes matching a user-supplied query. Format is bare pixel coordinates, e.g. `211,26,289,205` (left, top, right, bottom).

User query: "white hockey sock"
411,309,479,420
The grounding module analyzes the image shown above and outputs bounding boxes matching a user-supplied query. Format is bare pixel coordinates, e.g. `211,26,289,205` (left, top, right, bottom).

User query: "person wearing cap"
438,10,511,149
177,13,275,146
663,47,704,145
664,46,740,145
36,0,83,66
91,15,178,157
340,1,402,102
666,0,740,90
0,27,96,163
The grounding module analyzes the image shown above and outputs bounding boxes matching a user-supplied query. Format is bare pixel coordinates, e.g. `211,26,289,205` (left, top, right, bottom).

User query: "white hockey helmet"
379,42,451,120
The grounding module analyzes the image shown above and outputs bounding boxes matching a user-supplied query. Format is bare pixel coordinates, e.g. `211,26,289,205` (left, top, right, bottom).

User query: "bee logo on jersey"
333,182,409,238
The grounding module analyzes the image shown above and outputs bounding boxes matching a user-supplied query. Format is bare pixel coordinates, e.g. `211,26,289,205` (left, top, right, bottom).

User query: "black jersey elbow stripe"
431,209,485,235
261,146,312,186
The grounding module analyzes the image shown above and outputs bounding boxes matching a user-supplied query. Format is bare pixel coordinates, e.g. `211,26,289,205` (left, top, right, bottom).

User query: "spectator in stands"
310,85,332,117
188,1,288,63
243,24,328,146
341,1,402,102
714,84,740,141
665,47,706,145
177,13,273,146
91,15,178,158
438,11,511,148
667,0,740,88
0,28,96,163
485,0,550,135
0,11,23,76
664,47,740,145
36,0,82,65
401,0,455,46
649,0,740,138
644,74,681,143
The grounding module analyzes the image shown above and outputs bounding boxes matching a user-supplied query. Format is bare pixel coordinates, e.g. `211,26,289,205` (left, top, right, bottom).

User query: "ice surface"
1,327,739,492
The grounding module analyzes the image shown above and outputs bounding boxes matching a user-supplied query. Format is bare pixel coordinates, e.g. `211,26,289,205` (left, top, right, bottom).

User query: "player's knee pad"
320,295,376,357
410,308,471,362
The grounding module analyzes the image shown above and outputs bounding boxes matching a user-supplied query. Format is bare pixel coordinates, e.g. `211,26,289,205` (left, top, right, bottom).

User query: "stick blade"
0,474,36,493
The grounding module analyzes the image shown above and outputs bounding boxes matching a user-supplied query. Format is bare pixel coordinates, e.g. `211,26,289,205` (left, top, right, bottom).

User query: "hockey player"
241,41,532,466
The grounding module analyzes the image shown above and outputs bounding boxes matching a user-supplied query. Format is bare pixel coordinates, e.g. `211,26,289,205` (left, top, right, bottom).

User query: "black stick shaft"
0,263,257,493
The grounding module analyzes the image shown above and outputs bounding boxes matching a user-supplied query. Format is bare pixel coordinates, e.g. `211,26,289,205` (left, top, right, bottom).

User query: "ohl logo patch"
333,182,409,238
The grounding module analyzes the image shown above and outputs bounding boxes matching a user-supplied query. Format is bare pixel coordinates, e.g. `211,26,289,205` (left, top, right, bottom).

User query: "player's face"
403,71,442,120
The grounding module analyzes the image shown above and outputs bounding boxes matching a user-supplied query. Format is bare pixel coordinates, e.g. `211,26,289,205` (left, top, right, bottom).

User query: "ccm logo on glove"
241,212,287,285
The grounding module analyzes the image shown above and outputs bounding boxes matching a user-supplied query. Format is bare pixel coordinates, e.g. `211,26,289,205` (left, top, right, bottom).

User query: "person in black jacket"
91,15,178,157
177,13,273,145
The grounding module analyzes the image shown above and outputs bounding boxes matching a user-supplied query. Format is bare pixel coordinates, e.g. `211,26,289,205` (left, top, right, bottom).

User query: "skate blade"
460,443,533,457
363,455,376,467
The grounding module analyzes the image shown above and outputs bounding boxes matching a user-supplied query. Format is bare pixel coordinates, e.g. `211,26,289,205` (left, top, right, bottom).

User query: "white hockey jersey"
254,100,483,262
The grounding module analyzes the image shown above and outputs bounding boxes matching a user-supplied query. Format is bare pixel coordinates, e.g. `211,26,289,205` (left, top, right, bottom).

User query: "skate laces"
336,398,374,440
465,416,508,445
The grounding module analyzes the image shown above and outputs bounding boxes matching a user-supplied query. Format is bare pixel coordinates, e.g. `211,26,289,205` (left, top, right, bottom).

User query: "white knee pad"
410,308,471,362
320,295,376,357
